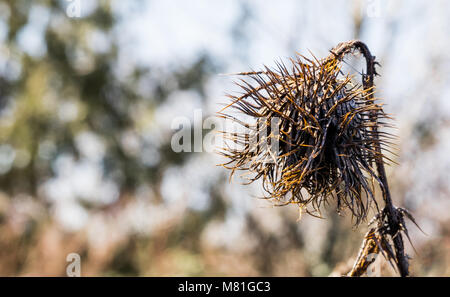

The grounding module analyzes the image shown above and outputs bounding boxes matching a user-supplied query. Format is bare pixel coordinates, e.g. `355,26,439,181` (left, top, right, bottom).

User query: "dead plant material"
218,40,418,276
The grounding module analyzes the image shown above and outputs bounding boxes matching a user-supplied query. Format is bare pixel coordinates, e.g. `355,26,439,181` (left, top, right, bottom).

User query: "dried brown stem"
328,40,409,277
348,228,379,277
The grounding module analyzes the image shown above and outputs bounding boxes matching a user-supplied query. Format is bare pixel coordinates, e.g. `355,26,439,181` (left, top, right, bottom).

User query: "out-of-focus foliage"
0,0,448,276
0,0,213,195
0,0,219,275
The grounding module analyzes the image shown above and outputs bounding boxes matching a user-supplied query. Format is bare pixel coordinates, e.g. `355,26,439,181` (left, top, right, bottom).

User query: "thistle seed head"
218,48,393,224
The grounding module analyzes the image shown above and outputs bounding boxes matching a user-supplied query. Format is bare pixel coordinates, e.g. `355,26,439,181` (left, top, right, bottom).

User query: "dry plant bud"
219,40,417,277
218,43,392,224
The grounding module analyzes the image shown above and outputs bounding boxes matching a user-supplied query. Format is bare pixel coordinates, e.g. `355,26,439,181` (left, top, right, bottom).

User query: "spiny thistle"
218,40,417,276
218,46,392,224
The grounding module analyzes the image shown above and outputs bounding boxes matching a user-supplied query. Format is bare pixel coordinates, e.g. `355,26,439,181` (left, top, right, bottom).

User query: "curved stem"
326,40,409,277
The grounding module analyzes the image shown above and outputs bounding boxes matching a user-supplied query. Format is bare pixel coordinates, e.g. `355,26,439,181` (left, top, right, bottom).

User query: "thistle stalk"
327,40,409,276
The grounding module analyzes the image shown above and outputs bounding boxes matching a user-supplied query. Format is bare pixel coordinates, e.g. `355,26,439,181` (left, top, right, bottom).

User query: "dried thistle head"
218,48,393,224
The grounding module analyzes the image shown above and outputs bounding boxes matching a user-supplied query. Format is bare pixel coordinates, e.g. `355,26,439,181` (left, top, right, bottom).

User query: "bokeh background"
0,0,449,276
